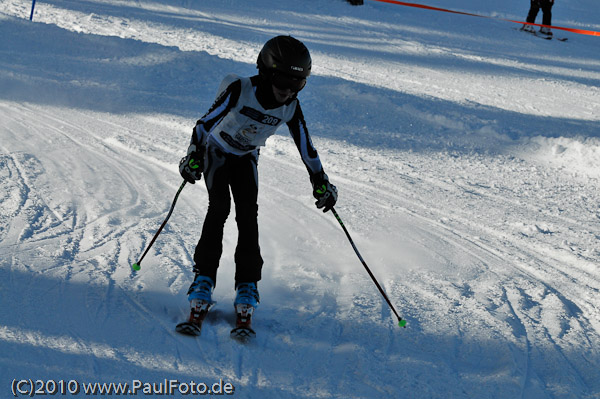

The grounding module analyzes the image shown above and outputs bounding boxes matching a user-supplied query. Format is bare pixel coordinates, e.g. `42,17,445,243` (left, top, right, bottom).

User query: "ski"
176,321,202,336
533,32,568,41
176,300,213,337
516,27,568,41
230,304,256,342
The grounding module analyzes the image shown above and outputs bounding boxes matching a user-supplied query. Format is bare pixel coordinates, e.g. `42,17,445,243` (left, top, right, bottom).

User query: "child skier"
176,35,338,338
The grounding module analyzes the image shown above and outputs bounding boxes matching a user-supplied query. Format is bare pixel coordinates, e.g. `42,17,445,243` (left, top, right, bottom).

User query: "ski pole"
30,0,36,21
331,207,407,328
131,180,187,271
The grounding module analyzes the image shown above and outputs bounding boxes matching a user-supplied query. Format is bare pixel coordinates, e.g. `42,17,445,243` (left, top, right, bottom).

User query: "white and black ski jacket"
193,74,324,178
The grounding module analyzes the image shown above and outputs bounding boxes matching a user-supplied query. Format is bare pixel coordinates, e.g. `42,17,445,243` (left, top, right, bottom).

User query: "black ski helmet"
257,35,311,91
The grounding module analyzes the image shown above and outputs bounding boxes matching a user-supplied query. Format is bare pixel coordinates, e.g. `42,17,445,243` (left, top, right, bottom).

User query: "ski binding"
176,299,213,337
230,303,256,342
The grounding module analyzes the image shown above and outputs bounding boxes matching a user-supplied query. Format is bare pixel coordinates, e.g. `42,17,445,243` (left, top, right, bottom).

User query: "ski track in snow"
1,0,600,398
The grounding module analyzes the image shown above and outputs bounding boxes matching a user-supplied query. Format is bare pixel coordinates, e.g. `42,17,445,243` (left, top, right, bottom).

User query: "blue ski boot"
230,282,259,341
176,275,215,336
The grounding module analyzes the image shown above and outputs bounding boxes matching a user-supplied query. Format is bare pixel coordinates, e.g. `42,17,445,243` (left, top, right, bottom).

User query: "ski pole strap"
331,208,406,328
135,180,187,266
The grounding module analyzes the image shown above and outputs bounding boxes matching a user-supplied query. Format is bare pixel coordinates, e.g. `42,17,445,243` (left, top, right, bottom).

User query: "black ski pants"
527,0,554,26
193,144,263,286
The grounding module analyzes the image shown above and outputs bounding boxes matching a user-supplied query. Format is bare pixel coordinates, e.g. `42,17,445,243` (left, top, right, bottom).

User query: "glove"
179,143,204,184
311,171,338,212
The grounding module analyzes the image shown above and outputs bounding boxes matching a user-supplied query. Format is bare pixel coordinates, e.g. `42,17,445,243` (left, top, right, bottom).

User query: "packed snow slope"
1,0,599,398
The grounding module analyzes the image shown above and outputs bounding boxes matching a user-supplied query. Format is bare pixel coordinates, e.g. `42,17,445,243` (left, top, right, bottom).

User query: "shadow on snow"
0,16,598,159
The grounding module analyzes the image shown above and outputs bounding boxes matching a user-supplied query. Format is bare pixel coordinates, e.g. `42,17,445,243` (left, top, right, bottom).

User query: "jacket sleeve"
286,102,324,178
192,77,242,146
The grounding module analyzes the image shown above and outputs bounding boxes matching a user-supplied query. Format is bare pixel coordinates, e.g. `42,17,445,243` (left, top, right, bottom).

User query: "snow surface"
1,0,599,398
